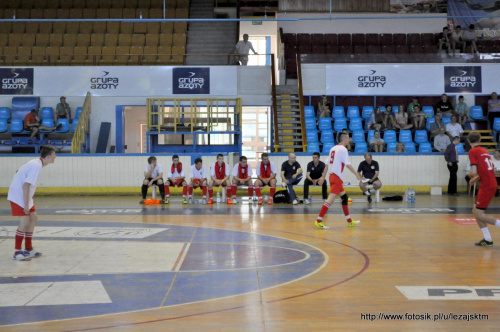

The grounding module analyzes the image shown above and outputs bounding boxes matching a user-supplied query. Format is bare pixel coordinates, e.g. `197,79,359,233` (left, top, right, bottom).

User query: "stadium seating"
348,117,363,131
383,130,397,143
418,142,432,153
41,107,54,119
318,117,332,131
322,141,335,153
493,118,500,140
0,107,10,121
320,130,335,143
354,142,368,154
404,142,416,153
367,130,375,143
39,118,55,132
307,142,320,153
347,106,360,119
305,118,316,131
352,130,365,143
306,131,318,143
8,118,24,133
399,130,413,143
332,106,345,119
442,117,451,126
426,117,435,131
456,142,464,154
387,142,397,152
55,118,70,132
362,106,373,120
304,106,315,118
422,106,434,117
414,130,429,144
470,106,486,120
334,118,347,132
0,119,7,133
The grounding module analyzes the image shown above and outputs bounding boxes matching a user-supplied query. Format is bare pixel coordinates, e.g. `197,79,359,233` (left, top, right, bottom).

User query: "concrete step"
276,85,298,94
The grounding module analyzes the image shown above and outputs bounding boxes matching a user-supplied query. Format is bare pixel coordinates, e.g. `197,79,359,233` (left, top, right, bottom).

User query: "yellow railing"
146,97,242,134
71,91,92,153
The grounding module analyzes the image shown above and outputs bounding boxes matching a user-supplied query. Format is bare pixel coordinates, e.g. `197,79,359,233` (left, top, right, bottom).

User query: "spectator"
455,95,469,126
438,26,451,53
24,109,61,140
357,152,382,203
445,115,464,140
407,97,420,114
303,152,327,204
233,34,257,66
487,92,500,126
281,153,303,205
55,96,71,123
430,113,445,140
369,130,385,152
450,25,465,54
436,93,454,117
409,104,426,129
444,136,460,196
433,127,451,152
395,142,406,153
394,104,413,130
317,95,331,118
463,24,479,54
367,106,384,131
383,104,396,129
341,128,353,152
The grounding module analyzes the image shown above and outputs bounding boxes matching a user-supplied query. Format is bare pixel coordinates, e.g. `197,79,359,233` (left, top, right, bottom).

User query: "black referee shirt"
357,160,379,179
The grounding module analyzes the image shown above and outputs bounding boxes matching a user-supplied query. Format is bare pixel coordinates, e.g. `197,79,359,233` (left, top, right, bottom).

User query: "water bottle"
412,188,416,204
404,188,409,202
309,195,313,203
253,191,257,202
139,11,143,19
216,190,221,203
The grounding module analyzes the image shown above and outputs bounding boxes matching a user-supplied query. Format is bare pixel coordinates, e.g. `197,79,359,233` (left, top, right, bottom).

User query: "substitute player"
468,131,500,246
254,153,277,204
231,156,254,204
188,158,208,204
314,132,363,229
140,156,166,204
8,145,57,261
207,154,232,204
166,155,188,204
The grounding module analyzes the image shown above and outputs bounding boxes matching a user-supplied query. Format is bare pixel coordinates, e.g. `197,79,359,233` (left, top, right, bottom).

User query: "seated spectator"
445,115,464,140
487,92,500,126
438,26,451,53
433,127,451,152
409,105,426,129
369,130,385,152
341,128,353,152
407,97,420,114
430,113,445,140
383,104,396,129
394,104,413,130
455,95,469,126
395,142,406,153
450,25,465,54
317,95,331,118
436,93,454,117
367,106,384,131
463,24,479,54
24,109,61,140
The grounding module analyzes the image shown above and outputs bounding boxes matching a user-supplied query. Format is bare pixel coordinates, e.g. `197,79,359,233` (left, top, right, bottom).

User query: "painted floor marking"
0,226,167,239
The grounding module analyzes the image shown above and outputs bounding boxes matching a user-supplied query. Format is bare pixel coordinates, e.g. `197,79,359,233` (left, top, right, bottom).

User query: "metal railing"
71,91,91,153
296,54,306,152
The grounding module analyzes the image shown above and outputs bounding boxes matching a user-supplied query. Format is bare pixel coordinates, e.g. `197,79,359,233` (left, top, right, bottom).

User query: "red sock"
255,187,262,198
342,204,352,223
25,232,33,250
208,188,213,199
248,186,253,197
182,185,187,198
202,185,207,199
232,185,237,198
317,202,331,221
188,186,193,197
165,185,170,198
270,187,276,197
226,187,231,198
15,230,24,251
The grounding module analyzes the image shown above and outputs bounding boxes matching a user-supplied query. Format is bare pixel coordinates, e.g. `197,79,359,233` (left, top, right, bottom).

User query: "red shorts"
168,179,185,187
475,187,497,210
191,179,204,188
329,174,344,195
212,181,227,187
10,201,35,216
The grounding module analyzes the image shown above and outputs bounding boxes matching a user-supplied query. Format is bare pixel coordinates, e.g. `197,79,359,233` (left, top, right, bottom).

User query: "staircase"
274,85,304,152
464,130,498,151
185,0,238,65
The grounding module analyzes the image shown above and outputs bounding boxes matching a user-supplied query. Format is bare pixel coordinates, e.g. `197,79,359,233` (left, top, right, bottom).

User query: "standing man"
233,33,257,66
55,96,71,123
467,131,500,246
166,155,188,204
254,153,277,204
8,145,57,261
231,156,254,204
281,153,303,205
141,156,167,203
315,133,363,229
303,152,327,205
207,154,232,204
444,136,460,196
357,152,382,203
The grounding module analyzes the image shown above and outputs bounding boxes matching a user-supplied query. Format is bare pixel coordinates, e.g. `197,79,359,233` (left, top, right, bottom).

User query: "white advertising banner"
33,66,237,97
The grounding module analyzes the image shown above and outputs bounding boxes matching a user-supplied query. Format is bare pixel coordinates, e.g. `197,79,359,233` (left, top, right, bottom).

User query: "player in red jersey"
468,131,500,246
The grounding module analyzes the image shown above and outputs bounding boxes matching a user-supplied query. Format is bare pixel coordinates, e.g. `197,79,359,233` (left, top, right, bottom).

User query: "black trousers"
447,162,458,194
303,178,328,199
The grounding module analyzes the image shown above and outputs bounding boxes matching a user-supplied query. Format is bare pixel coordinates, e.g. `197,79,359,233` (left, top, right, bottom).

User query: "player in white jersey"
207,154,232,204
315,132,363,229
231,156,254,204
7,146,56,261
254,153,278,204
166,155,188,204
140,156,167,204
188,158,208,203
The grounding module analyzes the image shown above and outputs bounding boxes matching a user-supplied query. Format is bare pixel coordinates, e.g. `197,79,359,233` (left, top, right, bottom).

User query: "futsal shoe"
207,199,214,204
163,198,169,204
367,195,372,203
226,198,233,204
348,220,361,227
258,198,263,204
139,199,145,204
25,248,42,258
314,221,330,229
182,198,187,204
475,238,493,247
232,199,238,204
304,199,311,205
13,251,31,261
188,198,193,204
292,199,298,205
268,198,273,204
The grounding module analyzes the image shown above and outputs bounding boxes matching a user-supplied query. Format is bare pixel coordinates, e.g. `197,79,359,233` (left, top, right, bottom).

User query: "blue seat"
332,106,345,119
71,120,78,132
470,106,486,120
352,130,365,143
0,107,10,121
367,130,375,143
378,106,386,112
456,142,464,154
321,130,335,143
422,106,434,117
8,118,24,133
493,118,500,141
39,118,54,132
354,142,368,154
41,107,54,119
307,131,319,143
334,118,347,132
0,119,7,133
442,117,451,126
399,130,413,143
318,117,332,131
426,117,435,131
55,119,70,132
347,106,360,119
405,142,416,153
75,107,83,119
418,142,432,153
392,105,399,114
307,143,320,154
362,106,373,120
414,130,429,144
349,118,363,131
387,142,398,152
322,141,335,153
304,106,315,118
305,118,316,131
383,130,397,143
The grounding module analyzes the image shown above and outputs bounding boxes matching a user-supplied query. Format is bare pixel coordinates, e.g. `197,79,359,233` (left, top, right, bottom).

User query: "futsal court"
0,192,499,331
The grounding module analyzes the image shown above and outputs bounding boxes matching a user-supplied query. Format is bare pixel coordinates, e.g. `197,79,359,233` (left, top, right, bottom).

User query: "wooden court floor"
0,194,500,331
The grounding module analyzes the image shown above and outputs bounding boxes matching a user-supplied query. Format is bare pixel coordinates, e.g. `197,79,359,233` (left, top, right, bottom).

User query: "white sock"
495,220,500,227
481,227,492,241
364,191,370,196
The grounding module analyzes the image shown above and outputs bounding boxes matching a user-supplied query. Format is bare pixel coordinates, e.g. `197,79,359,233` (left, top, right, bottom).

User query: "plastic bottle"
412,188,416,203
253,191,257,202
309,195,313,203
404,188,408,202
216,190,221,203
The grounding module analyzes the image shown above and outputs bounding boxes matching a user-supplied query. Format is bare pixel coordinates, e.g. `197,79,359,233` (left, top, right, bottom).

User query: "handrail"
296,54,306,152
270,54,279,152
71,91,91,154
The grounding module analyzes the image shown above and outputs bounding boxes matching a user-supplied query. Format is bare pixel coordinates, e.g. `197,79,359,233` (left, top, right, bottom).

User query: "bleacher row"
303,105,491,154
0,0,186,10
